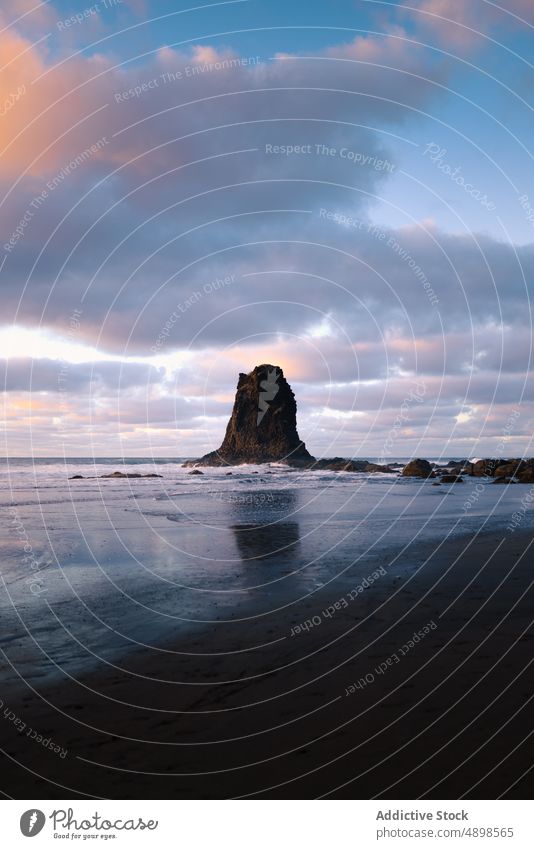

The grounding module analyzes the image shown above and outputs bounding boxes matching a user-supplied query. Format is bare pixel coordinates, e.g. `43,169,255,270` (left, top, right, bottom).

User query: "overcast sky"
1,0,533,458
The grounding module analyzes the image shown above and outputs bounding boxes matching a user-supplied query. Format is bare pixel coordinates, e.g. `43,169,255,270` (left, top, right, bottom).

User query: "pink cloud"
0,12,448,182
402,0,533,48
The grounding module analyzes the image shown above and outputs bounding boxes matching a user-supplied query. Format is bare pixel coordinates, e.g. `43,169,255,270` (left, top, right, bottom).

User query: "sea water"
0,458,531,692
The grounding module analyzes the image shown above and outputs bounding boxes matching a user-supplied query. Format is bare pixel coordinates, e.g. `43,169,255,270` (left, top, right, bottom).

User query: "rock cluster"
399,457,534,485
448,458,534,484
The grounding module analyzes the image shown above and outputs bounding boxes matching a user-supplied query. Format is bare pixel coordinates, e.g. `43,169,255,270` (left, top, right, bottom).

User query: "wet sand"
1,528,534,799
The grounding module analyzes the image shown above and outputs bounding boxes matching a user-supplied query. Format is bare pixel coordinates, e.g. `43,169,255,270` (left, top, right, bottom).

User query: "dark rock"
440,475,464,483
71,471,163,479
184,364,312,466
471,459,508,477
469,458,530,479
517,468,534,484
187,469,204,475
100,471,163,478
401,459,434,478
309,458,368,472
290,458,393,473
449,462,473,475
494,460,526,478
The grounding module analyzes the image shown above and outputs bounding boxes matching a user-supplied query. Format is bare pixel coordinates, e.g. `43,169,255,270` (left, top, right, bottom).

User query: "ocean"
1,457,531,695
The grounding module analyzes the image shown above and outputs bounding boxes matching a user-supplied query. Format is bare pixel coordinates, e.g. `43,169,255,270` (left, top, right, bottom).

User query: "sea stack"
187,364,313,466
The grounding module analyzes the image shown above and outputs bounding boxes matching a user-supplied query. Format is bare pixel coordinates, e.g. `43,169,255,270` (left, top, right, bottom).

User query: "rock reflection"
232,521,300,561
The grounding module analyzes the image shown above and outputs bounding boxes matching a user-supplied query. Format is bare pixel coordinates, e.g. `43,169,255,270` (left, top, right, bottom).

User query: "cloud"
0,5,532,455
398,0,534,48
0,358,165,392
0,21,448,179
0,20,452,355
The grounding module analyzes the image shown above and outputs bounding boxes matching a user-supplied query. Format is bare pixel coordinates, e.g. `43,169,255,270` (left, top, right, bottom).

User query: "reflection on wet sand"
232,522,301,561
229,489,298,512
230,489,300,561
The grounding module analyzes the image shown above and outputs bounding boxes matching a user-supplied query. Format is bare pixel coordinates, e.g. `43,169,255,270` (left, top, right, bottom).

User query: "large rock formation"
184,364,396,470
188,364,313,466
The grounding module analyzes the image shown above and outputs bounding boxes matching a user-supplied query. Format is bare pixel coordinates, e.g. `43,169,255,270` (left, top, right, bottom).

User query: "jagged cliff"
183,364,399,471
187,364,312,466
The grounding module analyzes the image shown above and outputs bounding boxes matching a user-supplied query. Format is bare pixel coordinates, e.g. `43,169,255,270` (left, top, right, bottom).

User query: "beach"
1,460,533,798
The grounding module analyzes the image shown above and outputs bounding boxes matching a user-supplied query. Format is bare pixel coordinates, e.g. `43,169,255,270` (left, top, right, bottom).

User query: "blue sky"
1,0,533,457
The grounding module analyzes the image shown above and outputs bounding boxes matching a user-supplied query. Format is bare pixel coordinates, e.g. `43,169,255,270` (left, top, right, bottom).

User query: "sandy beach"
2,523,533,800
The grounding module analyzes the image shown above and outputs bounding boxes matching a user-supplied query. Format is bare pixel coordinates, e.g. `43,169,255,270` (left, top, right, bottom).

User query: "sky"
0,0,533,458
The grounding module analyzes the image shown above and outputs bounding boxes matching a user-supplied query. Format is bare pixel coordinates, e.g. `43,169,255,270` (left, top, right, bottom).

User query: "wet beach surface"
1,461,534,798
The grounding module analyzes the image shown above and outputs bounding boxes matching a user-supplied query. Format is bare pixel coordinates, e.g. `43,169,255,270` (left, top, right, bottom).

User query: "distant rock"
449,463,472,476
468,458,534,481
187,469,204,475
70,471,163,480
262,457,394,473
184,364,313,466
401,459,434,478
494,460,525,478
471,459,507,477
308,458,369,472
364,462,396,473
440,474,464,483
101,471,162,479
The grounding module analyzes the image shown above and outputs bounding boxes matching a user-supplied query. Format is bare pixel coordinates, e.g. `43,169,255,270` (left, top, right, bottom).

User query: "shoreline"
1,527,534,799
